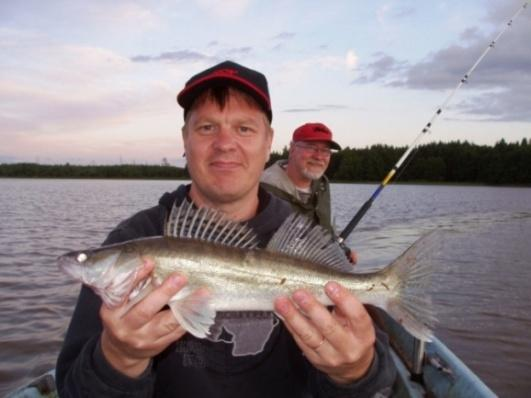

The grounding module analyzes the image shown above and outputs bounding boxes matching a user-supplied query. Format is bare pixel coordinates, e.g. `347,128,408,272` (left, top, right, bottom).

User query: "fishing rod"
338,1,529,243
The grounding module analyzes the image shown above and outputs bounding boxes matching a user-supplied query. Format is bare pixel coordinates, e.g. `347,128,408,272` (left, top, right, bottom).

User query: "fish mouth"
57,254,85,281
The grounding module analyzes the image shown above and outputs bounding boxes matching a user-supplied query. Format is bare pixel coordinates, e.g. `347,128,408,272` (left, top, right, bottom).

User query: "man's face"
289,141,331,180
183,92,273,207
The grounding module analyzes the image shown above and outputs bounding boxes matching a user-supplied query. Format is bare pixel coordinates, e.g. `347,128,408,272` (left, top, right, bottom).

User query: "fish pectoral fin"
168,286,215,339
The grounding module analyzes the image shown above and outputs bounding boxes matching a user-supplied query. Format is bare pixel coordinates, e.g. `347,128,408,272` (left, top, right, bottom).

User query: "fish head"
58,247,120,284
58,245,143,307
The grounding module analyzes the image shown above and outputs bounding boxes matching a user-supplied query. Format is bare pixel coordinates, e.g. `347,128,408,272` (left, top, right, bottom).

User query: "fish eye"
76,253,88,263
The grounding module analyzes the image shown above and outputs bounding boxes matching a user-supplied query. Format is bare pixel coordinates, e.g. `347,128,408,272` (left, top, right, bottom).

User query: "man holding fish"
56,60,399,397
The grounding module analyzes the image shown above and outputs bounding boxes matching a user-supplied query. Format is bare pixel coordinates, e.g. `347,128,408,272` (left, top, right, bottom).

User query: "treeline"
0,163,190,179
267,139,531,185
1,139,530,184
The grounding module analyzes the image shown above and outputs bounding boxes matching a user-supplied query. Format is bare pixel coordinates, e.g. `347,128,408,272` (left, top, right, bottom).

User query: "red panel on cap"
178,69,271,109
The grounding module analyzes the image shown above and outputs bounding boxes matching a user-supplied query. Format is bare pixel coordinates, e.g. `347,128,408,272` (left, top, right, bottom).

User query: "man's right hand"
348,250,358,264
99,259,188,378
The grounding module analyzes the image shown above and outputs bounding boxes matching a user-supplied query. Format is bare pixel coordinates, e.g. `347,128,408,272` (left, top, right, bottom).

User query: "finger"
138,256,156,280
100,257,156,314
125,273,187,329
152,326,187,350
276,300,321,354
325,282,366,321
117,257,157,313
325,282,375,340
148,309,187,341
292,289,350,349
280,314,324,363
123,257,155,299
274,293,330,351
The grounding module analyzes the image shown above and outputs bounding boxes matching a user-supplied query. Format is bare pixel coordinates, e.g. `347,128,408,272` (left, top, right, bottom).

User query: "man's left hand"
274,282,375,384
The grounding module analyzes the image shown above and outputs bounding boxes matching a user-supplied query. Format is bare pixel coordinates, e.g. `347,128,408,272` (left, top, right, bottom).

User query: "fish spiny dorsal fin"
164,201,259,249
266,213,352,273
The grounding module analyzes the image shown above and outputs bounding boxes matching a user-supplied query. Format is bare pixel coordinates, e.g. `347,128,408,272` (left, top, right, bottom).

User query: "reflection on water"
1,179,530,396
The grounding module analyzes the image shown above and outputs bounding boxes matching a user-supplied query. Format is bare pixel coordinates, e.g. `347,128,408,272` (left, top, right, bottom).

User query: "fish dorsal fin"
165,200,259,249
266,213,352,273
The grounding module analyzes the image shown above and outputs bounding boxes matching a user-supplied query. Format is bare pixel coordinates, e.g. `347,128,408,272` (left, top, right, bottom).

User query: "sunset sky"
1,0,530,165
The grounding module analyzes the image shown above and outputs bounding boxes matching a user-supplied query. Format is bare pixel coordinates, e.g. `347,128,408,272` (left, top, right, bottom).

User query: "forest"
1,139,530,185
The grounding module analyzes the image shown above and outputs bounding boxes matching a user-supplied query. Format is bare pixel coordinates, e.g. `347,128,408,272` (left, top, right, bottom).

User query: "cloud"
90,3,161,30
345,49,359,70
278,55,349,81
283,104,349,113
377,3,415,24
225,46,253,57
0,37,178,144
270,32,296,51
459,87,531,122
0,2,162,34
272,32,296,41
131,46,253,64
0,78,172,135
459,27,483,43
131,50,213,63
353,52,406,84
353,1,531,121
194,0,250,18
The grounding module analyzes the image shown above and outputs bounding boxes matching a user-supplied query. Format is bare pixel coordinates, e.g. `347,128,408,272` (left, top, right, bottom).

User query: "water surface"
1,179,530,396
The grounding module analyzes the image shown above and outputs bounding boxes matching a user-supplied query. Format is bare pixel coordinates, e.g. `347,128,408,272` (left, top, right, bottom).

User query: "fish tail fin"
383,232,439,341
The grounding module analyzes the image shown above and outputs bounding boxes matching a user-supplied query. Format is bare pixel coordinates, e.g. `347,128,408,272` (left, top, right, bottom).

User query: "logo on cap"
210,68,239,77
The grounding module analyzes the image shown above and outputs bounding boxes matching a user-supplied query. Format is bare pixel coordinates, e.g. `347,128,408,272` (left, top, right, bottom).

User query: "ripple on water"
1,180,531,396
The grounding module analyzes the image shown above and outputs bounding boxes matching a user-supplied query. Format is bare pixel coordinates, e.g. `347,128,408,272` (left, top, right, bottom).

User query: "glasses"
294,142,334,156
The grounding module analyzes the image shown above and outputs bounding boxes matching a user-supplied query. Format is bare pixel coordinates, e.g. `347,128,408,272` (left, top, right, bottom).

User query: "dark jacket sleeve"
55,205,166,397
309,327,396,398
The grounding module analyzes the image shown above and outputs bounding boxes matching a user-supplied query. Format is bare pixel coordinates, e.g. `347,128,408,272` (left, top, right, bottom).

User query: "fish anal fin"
168,286,215,339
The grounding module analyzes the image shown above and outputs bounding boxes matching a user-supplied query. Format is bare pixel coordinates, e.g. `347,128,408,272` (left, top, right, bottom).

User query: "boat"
6,369,57,398
370,307,497,397
6,308,497,398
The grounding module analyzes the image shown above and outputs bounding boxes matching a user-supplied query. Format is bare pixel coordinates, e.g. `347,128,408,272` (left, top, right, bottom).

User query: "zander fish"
59,201,436,356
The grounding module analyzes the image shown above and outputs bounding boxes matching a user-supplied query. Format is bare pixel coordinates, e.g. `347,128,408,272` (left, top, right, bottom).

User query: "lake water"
1,179,530,396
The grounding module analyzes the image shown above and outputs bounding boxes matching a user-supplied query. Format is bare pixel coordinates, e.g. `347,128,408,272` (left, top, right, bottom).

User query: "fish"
58,200,436,356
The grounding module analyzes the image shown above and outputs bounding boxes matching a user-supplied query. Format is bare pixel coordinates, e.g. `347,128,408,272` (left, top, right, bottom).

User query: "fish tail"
383,232,439,341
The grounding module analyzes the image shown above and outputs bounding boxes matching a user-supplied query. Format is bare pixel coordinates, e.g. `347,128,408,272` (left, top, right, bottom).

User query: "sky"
1,0,530,166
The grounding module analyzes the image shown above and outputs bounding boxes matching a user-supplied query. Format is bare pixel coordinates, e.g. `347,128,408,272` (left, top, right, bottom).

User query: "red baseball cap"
177,60,272,122
292,123,341,150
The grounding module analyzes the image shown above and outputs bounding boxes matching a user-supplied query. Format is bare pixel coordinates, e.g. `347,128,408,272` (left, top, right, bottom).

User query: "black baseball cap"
177,60,272,122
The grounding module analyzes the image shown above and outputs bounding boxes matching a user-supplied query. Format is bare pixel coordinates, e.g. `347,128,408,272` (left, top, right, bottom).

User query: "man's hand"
274,282,375,384
100,259,188,378
348,250,358,264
